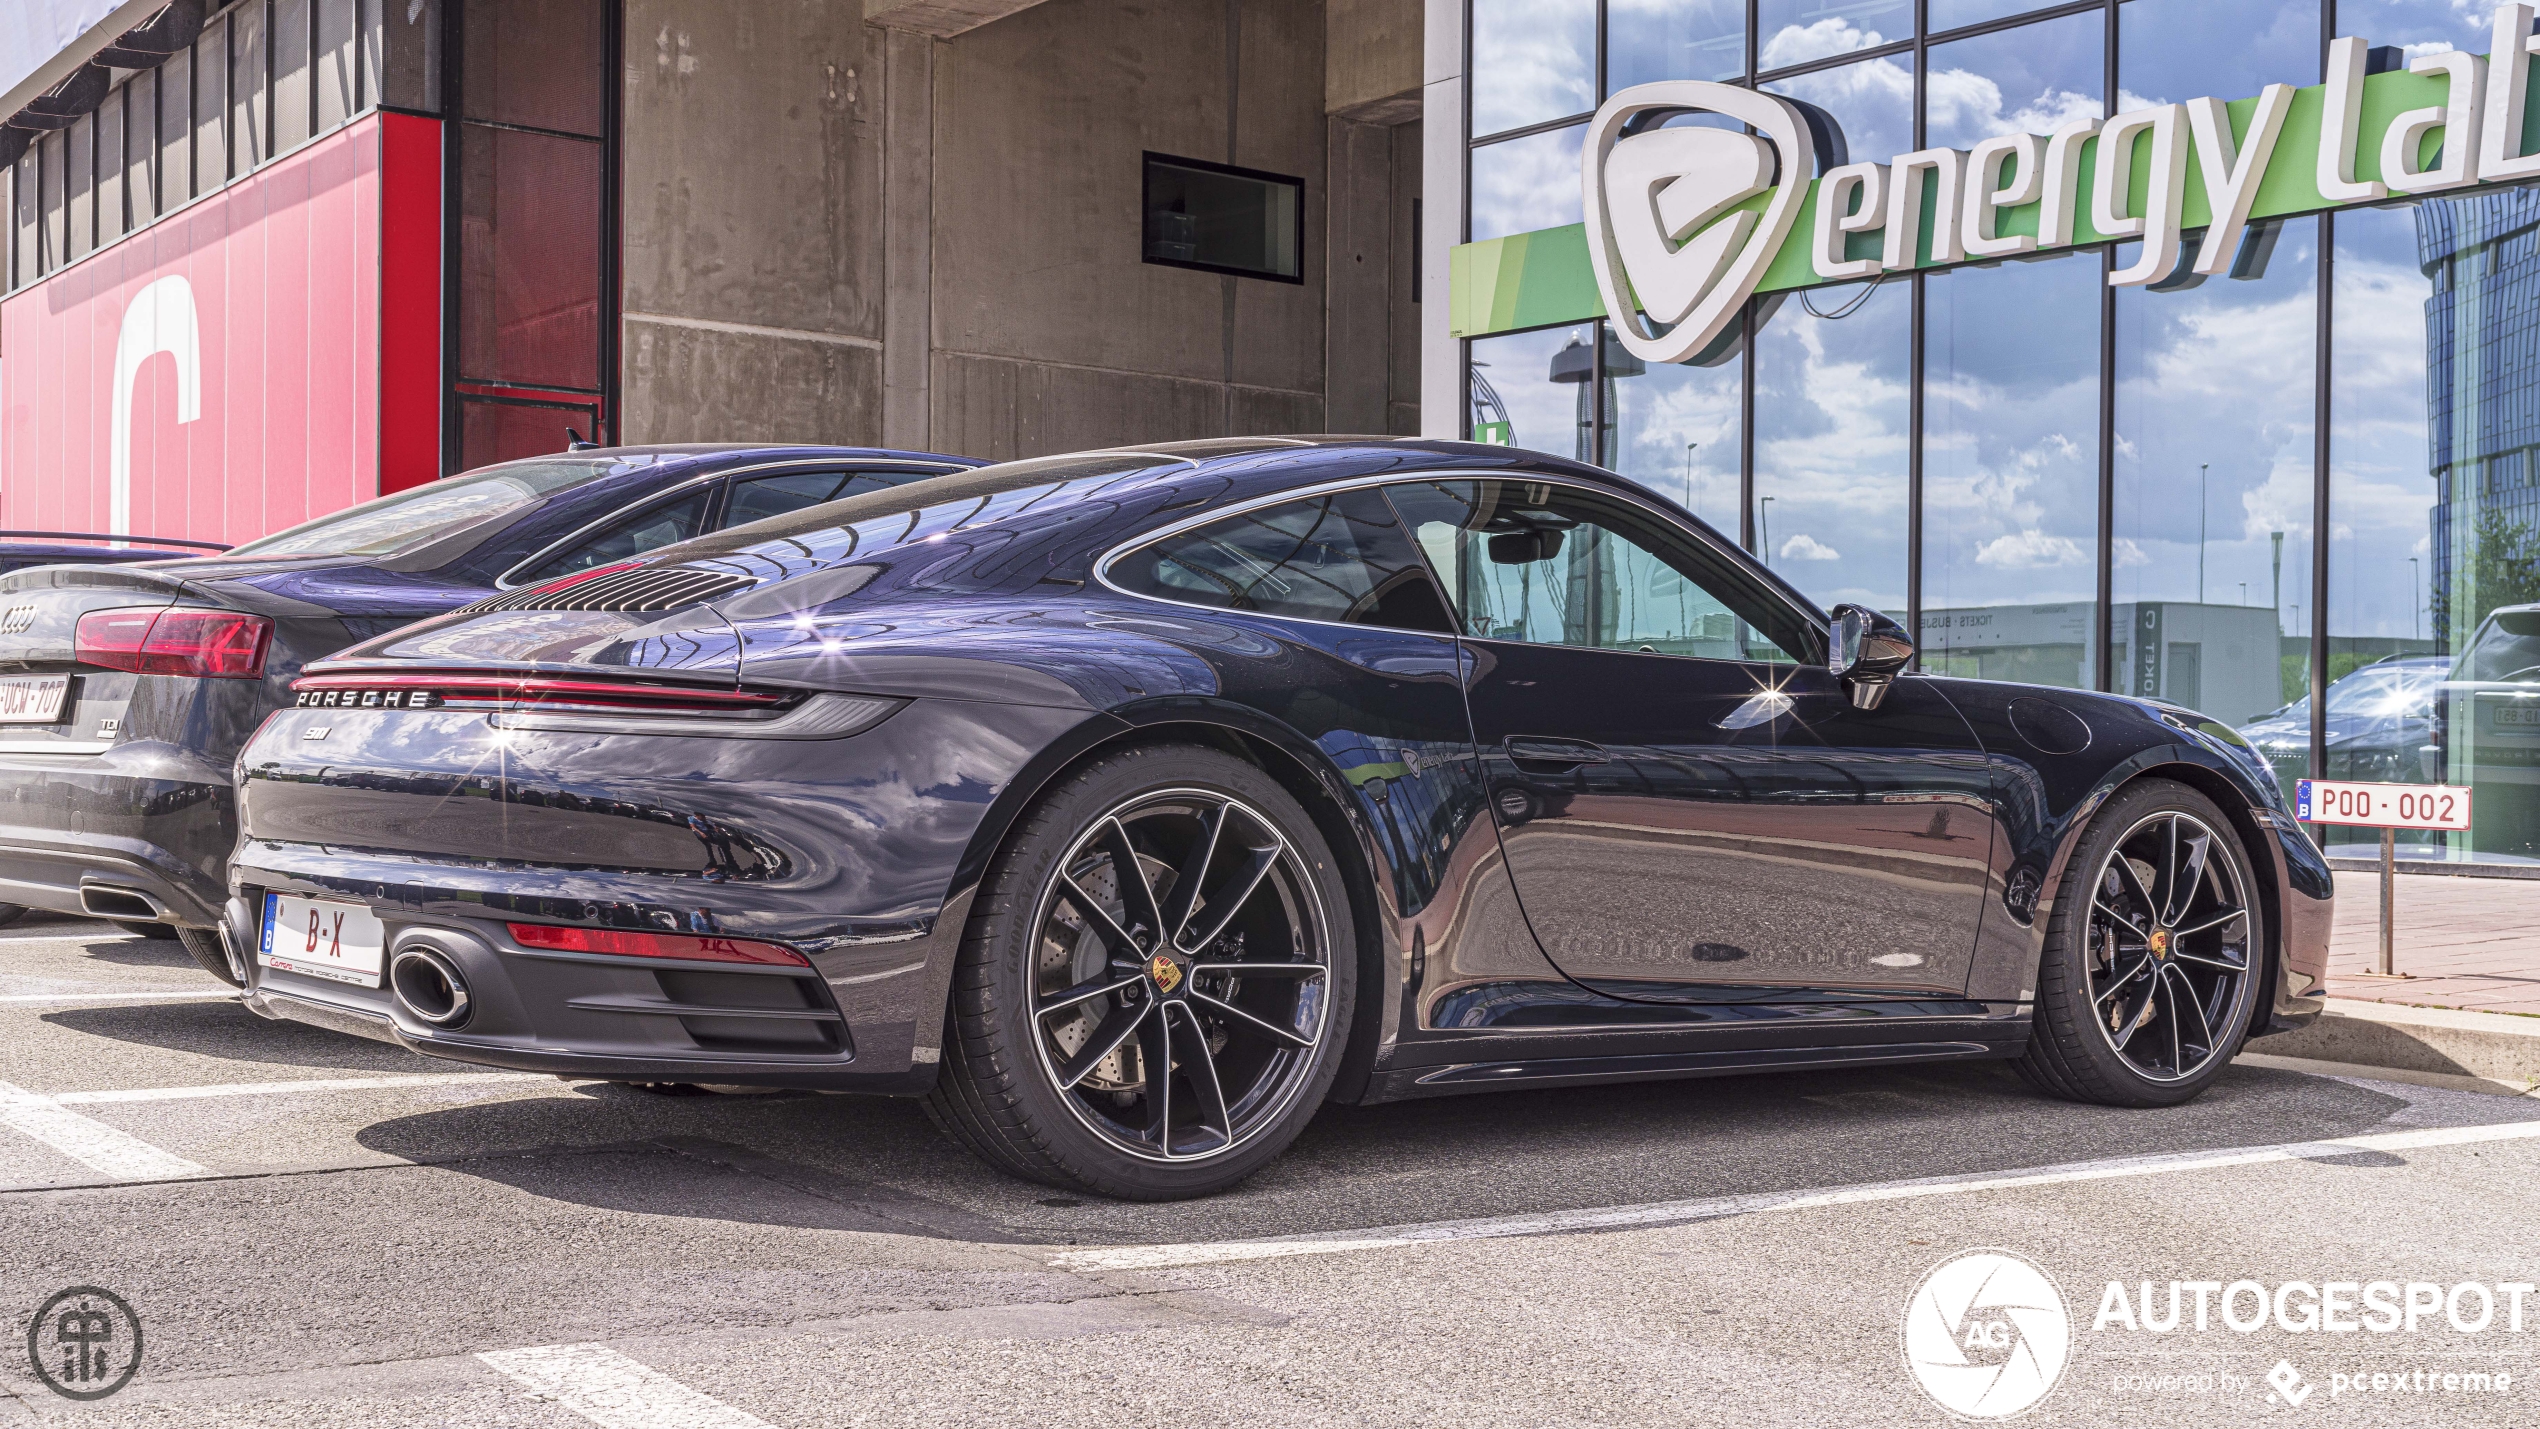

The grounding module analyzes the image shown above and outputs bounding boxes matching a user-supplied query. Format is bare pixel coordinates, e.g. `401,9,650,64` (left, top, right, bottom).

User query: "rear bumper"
223,887,950,1094
0,744,235,925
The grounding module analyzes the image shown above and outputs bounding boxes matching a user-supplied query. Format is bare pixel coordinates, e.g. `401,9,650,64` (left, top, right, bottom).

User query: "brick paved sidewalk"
2324,869,2540,1017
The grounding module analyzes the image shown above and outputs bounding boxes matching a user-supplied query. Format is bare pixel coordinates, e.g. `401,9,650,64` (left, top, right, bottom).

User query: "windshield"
223,457,645,559
2459,610,2540,683
2324,665,2442,716
2262,663,2445,725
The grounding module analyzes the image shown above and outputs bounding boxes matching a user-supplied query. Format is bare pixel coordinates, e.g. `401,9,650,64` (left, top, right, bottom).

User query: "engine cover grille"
463,565,752,614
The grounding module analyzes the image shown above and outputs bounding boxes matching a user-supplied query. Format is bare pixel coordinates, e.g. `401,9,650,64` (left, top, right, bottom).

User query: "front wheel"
926,744,1356,1200
2014,779,2263,1108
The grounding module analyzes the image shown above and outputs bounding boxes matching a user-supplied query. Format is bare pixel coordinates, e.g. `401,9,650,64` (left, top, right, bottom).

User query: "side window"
1385,480,1818,664
511,489,713,585
1107,487,1458,633
722,469,913,529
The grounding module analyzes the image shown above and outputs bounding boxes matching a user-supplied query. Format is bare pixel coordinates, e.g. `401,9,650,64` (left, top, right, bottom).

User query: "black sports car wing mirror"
1828,603,1913,711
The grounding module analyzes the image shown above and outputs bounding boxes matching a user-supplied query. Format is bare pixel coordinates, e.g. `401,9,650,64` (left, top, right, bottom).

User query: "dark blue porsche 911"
228,437,2333,1199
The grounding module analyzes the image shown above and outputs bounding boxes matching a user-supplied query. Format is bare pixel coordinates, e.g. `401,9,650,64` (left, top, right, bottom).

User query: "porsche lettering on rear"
294,689,442,710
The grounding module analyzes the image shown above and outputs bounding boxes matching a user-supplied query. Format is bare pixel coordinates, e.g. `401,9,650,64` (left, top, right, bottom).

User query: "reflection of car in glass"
0,445,977,981
227,439,2331,1200
2429,604,2540,858
2240,656,2449,791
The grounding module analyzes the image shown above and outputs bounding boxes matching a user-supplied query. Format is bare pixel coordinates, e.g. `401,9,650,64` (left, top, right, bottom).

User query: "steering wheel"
2498,666,2540,683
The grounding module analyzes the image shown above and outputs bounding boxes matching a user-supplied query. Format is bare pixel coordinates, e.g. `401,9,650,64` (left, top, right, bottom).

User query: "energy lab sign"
1455,0,2540,357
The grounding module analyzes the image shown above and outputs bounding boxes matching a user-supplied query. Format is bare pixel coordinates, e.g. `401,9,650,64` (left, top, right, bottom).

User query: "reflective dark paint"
0,445,979,928
227,438,2330,1100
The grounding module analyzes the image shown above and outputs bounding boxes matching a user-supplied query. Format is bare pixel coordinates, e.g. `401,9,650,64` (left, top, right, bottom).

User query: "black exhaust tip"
389,946,471,1028
79,886,161,921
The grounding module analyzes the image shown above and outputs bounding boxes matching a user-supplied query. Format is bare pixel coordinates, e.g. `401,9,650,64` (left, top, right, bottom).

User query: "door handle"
1503,735,1610,767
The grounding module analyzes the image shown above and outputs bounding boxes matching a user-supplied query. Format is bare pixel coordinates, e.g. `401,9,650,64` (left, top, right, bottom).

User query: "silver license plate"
0,675,71,724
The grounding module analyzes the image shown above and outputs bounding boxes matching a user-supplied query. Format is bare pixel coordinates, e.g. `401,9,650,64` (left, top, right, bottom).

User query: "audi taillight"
75,607,272,678
506,922,810,967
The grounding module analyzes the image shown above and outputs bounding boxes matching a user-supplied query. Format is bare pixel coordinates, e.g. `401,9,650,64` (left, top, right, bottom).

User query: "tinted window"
723,470,916,529
226,458,627,559
1109,488,1457,633
1387,480,1818,664
513,490,714,584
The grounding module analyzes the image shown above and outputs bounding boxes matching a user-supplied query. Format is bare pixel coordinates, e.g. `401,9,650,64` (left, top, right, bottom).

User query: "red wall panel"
0,112,443,546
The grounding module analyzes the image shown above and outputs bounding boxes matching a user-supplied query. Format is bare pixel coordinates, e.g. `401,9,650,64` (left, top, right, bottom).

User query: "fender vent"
463,564,753,614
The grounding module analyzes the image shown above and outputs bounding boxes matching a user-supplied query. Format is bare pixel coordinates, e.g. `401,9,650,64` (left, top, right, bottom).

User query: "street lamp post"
1759,496,1775,567
1685,443,1699,522
2409,557,2422,642
2197,463,2208,604
2271,531,2284,633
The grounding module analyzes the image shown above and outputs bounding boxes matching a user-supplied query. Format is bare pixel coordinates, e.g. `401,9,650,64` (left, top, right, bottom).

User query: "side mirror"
1828,603,1914,710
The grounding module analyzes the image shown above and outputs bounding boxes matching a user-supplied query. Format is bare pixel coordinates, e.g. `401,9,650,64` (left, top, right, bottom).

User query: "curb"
2245,999,2540,1089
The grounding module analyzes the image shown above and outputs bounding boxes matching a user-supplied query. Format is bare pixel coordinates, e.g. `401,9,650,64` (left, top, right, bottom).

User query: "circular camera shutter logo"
1901,1250,2070,1419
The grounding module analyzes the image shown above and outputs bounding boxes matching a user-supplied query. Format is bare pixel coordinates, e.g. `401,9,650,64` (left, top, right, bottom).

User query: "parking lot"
0,912,2535,1427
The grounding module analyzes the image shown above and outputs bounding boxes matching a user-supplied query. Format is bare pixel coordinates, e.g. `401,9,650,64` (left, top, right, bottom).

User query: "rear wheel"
926,744,1355,1200
2015,779,2262,1107
176,926,244,988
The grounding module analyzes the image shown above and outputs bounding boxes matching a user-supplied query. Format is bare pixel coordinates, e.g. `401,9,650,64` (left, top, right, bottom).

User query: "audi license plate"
2496,703,2540,728
258,893,386,988
0,675,70,724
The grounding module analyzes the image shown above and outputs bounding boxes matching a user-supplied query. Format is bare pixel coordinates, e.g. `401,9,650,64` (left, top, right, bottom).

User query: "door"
1387,478,1997,1003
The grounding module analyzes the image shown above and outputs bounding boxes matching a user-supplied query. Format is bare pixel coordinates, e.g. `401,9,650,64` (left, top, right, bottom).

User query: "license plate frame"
0,674,71,725
258,893,386,988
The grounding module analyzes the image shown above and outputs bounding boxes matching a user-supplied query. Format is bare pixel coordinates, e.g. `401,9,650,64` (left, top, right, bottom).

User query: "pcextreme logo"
1902,1249,2073,1419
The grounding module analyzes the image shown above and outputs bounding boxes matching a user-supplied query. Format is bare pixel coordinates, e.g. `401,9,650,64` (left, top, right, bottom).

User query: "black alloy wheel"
928,744,1356,1199
2016,779,2262,1107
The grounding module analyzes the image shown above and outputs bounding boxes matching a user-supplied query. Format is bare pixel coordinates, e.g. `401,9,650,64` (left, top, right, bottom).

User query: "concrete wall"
926,0,1329,460
620,0,887,446
621,0,1416,459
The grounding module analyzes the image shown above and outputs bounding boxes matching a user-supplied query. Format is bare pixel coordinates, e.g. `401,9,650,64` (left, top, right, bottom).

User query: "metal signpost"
2296,779,2475,977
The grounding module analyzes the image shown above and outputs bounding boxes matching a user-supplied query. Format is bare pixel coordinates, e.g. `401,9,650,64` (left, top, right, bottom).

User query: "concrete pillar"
1326,116,1395,433
1418,0,1461,439
881,30,934,449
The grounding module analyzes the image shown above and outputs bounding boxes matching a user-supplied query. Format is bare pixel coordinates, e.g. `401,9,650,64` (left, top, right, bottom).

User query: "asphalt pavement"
2,913,2536,1427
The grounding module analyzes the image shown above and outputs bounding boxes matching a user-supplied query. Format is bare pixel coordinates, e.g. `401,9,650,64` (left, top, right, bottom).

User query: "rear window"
2461,609,2540,683
223,458,644,559
1106,487,1457,633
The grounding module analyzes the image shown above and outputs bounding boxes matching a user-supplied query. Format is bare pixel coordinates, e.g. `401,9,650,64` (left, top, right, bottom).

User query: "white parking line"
0,989,240,1004
53,1072,555,1105
0,1081,207,1181
479,1344,775,1429
1052,1115,2540,1271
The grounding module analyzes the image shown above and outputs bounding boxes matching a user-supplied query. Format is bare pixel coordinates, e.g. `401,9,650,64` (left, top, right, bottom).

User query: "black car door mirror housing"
1828,603,1914,710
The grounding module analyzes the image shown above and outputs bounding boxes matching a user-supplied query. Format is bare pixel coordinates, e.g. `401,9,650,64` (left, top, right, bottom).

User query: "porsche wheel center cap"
1148,952,1185,996
2148,928,2172,961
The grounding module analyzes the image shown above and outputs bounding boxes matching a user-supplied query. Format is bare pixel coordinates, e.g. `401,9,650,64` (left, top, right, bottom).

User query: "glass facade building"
1450,0,2540,866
